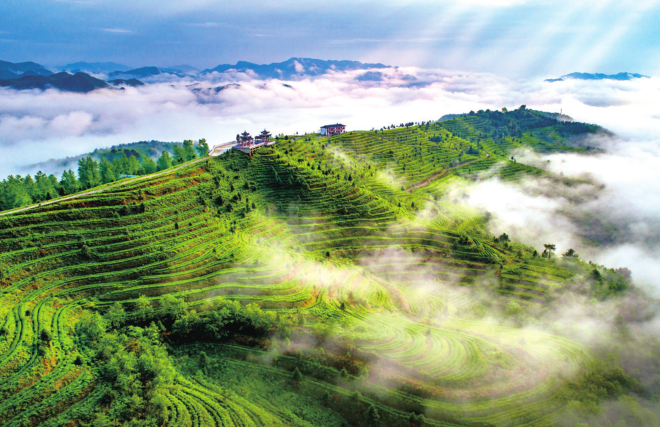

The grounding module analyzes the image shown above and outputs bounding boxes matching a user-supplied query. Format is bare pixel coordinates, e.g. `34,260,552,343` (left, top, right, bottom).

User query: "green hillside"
0,109,643,427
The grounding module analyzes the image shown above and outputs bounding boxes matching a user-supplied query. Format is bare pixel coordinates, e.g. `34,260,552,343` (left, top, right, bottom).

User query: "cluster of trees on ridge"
0,139,209,211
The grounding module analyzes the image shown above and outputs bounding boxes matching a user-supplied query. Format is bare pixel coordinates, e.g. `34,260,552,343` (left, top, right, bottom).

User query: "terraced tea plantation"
0,109,618,426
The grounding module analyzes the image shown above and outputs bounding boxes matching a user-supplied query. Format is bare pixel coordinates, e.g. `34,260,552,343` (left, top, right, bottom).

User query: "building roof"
321,124,345,128
241,131,251,136
260,129,271,135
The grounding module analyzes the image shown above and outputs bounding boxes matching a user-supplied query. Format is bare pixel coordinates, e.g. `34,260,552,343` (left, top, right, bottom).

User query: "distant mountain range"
0,57,392,92
106,58,389,80
0,72,111,92
0,60,53,80
202,57,389,79
546,72,649,82
60,62,132,74
109,66,163,79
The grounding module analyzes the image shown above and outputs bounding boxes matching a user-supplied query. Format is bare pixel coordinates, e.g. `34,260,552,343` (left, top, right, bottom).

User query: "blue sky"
1,0,659,77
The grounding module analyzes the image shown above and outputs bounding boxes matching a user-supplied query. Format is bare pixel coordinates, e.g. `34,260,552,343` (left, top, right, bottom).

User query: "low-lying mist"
458,137,660,295
3,66,659,179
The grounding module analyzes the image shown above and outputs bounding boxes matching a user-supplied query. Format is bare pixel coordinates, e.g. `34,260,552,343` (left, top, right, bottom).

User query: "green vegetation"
0,110,654,426
0,139,209,211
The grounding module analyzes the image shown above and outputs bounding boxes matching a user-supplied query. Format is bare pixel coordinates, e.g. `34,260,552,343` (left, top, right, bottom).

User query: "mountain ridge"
2,58,392,86
0,60,52,79
546,72,649,82
60,61,132,74
0,71,110,92
202,57,390,79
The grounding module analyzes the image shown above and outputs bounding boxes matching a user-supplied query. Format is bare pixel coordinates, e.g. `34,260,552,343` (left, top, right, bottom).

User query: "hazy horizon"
2,0,660,78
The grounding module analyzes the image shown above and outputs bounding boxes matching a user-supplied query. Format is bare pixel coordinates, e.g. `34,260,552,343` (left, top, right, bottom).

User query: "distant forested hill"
24,140,181,175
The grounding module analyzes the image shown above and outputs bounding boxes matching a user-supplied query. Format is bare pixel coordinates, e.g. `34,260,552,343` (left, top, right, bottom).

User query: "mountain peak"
0,70,110,92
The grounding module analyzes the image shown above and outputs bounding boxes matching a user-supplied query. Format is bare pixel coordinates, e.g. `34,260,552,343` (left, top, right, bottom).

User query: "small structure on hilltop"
233,129,275,156
320,123,346,136
255,129,272,143
239,131,253,144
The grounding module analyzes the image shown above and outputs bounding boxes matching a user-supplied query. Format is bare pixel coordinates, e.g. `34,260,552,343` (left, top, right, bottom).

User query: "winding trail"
0,157,208,217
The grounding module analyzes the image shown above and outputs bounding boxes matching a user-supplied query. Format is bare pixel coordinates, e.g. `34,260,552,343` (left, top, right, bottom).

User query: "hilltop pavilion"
233,129,275,155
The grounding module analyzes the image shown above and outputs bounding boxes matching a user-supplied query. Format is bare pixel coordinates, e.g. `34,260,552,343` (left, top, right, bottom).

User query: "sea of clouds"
0,66,659,292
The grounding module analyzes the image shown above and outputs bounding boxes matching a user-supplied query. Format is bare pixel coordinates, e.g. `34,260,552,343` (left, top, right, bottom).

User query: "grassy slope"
0,110,604,426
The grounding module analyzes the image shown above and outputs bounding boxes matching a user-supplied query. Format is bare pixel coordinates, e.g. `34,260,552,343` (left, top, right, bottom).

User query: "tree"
127,156,140,175
183,140,197,161
112,154,129,176
34,171,56,201
161,294,188,321
136,295,154,322
100,157,116,184
498,233,510,243
1,175,32,209
292,367,303,382
542,244,556,258
77,157,101,189
60,169,80,195
615,267,632,281
106,302,125,328
173,145,186,164
140,158,158,175
196,138,210,157
172,309,202,337
366,404,380,423
22,174,36,201
157,151,173,171
502,107,508,113
563,248,578,259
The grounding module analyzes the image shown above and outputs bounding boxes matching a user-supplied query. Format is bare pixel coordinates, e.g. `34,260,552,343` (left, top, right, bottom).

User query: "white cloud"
461,135,660,294
293,60,304,73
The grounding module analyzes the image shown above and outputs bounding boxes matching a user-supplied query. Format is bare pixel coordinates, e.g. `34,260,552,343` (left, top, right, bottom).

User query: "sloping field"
0,110,605,426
